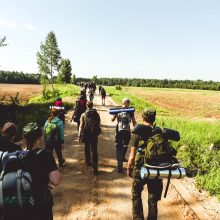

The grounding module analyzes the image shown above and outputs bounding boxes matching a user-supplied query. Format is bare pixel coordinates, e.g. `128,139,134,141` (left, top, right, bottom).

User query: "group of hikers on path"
0,84,182,220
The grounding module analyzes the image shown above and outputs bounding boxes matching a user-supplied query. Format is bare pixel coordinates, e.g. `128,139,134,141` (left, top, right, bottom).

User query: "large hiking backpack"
83,110,101,137
73,98,87,122
44,120,60,146
117,112,131,132
135,127,181,198
0,150,43,212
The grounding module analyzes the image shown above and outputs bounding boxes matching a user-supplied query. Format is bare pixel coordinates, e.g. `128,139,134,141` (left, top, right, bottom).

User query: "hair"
2,122,17,138
48,108,59,122
142,115,156,124
24,127,42,150
87,101,93,109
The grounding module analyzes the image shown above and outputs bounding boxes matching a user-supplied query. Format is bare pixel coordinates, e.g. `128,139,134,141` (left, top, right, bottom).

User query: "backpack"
135,128,179,198
83,110,101,137
117,112,131,132
135,131,177,169
73,99,87,122
44,120,60,146
0,150,43,213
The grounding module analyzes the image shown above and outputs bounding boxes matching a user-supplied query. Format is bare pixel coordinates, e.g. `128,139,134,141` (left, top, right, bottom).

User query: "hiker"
54,97,66,123
44,108,66,167
101,87,106,106
77,101,101,175
127,108,180,220
70,93,87,129
112,98,136,173
0,122,60,220
0,122,21,152
88,88,94,102
98,85,102,95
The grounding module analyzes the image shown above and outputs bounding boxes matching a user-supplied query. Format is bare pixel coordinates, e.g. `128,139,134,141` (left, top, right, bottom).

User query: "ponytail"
48,108,59,122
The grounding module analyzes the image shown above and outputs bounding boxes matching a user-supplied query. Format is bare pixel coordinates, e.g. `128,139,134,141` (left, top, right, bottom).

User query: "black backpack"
73,98,87,122
0,149,44,213
83,110,101,137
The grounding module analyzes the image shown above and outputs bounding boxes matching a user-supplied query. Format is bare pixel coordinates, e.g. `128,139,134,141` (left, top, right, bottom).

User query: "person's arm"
111,115,117,122
49,170,61,186
127,146,136,177
131,116,137,127
77,114,85,142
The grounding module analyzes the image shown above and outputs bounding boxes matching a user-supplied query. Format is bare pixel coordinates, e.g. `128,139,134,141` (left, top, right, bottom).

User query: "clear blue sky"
0,0,220,81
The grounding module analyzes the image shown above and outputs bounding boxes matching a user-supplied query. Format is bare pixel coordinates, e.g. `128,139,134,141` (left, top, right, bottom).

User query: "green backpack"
44,121,60,146
135,132,177,169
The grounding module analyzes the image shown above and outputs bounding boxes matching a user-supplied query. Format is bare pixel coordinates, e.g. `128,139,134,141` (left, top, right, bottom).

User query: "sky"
0,0,220,81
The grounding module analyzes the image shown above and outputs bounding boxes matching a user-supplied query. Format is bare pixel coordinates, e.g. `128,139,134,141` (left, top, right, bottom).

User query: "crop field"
127,87,220,119
0,84,42,103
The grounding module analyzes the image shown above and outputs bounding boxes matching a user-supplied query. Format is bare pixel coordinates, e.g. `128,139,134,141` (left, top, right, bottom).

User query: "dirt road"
52,93,220,220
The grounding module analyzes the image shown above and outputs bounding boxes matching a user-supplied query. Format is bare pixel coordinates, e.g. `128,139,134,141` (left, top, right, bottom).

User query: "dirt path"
52,92,220,220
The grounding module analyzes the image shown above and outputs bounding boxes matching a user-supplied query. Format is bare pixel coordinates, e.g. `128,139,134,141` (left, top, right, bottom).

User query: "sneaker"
123,158,128,162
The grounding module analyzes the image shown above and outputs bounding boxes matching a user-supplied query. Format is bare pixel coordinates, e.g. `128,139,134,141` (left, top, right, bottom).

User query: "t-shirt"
0,136,22,152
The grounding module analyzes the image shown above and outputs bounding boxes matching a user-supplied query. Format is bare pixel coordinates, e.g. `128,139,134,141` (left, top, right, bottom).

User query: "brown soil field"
127,87,220,119
0,84,42,103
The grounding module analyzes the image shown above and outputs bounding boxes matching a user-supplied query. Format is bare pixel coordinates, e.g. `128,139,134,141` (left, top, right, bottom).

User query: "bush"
115,85,122,90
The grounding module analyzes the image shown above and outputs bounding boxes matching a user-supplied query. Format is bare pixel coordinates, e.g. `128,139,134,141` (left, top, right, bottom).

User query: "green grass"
106,86,220,199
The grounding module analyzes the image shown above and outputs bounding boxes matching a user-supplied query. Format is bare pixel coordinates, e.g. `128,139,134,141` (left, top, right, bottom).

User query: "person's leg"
91,136,98,174
54,142,64,167
132,175,145,220
146,179,163,220
115,132,124,172
84,139,91,165
123,131,131,162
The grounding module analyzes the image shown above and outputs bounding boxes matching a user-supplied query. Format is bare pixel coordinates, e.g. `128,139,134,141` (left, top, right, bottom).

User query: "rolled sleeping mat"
49,106,65,110
109,107,135,115
140,167,186,179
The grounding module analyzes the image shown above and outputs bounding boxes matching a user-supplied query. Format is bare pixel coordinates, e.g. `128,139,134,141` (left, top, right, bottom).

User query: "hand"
77,136,81,142
61,144,64,150
127,168,133,178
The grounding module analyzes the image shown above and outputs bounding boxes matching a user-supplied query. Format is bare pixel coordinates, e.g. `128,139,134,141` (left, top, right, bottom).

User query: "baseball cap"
23,122,39,136
142,108,156,118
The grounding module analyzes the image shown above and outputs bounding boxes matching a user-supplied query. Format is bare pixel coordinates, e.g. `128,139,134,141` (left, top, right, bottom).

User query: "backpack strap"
0,178,3,211
16,169,23,209
164,169,172,198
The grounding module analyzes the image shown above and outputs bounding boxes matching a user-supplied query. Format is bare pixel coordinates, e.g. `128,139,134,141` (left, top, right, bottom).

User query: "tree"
36,31,61,93
57,58,72,84
0,36,7,47
71,74,77,84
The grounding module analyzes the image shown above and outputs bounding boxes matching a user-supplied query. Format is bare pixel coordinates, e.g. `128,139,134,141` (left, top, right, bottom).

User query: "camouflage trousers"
132,169,163,220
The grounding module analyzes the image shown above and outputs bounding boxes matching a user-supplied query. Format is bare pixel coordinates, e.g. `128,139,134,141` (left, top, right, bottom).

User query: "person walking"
112,98,136,173
101,87,106,106
77,101,101,175
127,108,179,220
0,122,60,220
0,122,21,152
44,108,66,167
70,93,87,129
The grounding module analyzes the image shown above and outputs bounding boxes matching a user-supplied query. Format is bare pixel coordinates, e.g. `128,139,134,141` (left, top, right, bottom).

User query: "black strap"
164,169,172,198
177,167,182,179
155,169,160,179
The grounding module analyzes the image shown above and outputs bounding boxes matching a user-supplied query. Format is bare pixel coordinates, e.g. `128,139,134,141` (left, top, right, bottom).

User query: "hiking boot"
93,167,98,175
59,158,66,167
123,158,128,162
117,167,125,173
85,162,92,166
